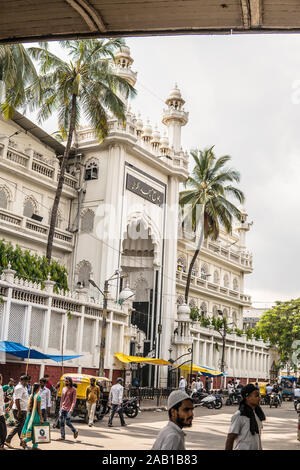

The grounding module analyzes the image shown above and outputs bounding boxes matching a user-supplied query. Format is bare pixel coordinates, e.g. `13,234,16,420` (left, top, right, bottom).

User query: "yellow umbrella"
114,353,171,366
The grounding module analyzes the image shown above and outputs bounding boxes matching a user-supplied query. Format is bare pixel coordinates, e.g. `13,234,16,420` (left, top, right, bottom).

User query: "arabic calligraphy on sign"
126,174,164,207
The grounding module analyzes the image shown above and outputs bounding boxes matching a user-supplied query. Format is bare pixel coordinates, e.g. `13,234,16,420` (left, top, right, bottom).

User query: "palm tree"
27,39,136,262
179,146,245,304
0,44,38,118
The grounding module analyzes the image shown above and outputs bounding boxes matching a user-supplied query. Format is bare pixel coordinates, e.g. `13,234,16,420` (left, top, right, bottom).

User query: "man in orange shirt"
85,378,100,427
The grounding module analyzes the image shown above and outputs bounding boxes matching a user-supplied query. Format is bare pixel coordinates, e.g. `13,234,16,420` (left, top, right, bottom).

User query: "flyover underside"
3,0,300,44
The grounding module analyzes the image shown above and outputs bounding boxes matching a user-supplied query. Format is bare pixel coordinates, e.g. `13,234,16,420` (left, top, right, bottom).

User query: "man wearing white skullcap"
151,390,194,450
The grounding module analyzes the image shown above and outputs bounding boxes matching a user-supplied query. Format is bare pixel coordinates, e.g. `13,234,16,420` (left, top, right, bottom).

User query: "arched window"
177,256,186,273
223,308,229,321
232,311,238,326
81,209,95,233
191,262,198,277
213,270,220,284
0,188,8,210
212,305,218,319
233,278,239,291
177,295,184,305
201,264,208,280
189,298,196,308
23,198,36,218
77,260,92,288
200,302,207,315
223,274,229,288
84,160,99,181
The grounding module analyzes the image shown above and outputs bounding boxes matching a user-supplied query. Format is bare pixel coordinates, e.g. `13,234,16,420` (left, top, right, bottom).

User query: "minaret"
113,45,137,104
236,206,252,250
162,84,188,153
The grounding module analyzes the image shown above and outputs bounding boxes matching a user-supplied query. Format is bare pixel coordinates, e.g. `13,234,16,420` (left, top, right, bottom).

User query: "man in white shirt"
108,378,126,427
152,390,194,450
39,378,51,421
5,375,29,449
196,378,204,392
228,381,235,396
0,373,7,451
179,376,187,391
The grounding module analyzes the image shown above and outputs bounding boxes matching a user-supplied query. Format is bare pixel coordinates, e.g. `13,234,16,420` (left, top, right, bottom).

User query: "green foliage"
0,239,68,293
189,305,260,341
256,298,300,369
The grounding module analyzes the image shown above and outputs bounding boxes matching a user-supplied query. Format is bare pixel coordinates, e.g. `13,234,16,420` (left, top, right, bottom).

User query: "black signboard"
126,173,164,207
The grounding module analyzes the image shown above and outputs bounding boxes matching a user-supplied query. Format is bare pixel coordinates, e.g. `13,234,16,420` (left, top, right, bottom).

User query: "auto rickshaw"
54,373,111,424
249,382,268,403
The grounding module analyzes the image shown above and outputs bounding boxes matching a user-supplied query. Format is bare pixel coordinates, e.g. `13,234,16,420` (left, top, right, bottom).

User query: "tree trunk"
46,94,77,263
184,206,205,304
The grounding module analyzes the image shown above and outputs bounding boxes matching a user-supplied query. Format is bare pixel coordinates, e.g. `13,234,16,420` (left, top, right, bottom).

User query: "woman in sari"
3,378,15,426
20,383,43,450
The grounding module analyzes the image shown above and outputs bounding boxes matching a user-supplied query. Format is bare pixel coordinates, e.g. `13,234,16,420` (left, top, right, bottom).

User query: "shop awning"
176,363,226,377
115,353,170,366
0,341,82,362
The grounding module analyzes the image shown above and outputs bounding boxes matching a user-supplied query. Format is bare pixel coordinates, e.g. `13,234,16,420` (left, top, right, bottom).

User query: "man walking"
0,374,7,451
58,376,78,441
205,376,212,393
196,377,203,392
108,378,126,427
225,383,266,450
179,376,187,391
86,377,100,427
39,378,51,422
152,390,194,450
5,375,29,449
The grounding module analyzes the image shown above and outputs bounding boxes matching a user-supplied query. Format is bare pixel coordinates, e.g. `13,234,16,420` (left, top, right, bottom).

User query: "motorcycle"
105,397,141,419
225,390,242,406
122,397,141,418
294,397,300,412
269,392,281,408
191,391,222,409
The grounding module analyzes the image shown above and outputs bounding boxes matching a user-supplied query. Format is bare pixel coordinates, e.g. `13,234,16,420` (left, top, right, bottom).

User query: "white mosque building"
0,45,271,386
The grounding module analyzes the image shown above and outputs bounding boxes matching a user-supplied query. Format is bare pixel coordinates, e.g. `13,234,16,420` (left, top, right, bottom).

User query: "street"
5,401,300,450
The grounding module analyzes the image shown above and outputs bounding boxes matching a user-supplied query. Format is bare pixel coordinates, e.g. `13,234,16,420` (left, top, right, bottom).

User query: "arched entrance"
121,214,161,386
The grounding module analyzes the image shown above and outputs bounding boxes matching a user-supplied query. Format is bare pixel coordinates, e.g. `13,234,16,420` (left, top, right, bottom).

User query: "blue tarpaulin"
281,376,297,382
0,341,82,362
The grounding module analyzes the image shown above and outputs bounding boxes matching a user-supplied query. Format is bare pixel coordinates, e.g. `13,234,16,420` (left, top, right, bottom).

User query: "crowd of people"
1,371,300,451
152,381,300,451
0,372,128,450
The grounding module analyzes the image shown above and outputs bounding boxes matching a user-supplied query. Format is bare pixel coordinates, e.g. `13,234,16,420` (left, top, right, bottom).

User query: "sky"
29,33,300,308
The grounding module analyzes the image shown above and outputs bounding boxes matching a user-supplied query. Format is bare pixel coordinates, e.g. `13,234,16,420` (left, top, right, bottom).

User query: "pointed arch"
23,195,38,218
123,211,161,266
0,185,12,210
81,208,95,233
75,260,93,288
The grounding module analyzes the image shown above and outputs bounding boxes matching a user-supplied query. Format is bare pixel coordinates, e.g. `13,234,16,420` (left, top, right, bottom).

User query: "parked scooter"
191,390,222,409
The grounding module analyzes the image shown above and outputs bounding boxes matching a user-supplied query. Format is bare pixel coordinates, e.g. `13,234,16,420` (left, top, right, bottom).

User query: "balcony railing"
0,208,73,249
0,145,78,191
179,230,253,270
176,270,251,305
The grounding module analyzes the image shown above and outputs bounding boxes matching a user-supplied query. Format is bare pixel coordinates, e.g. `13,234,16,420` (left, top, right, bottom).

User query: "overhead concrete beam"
249,0,262,28
240,0,251,29
66,0,107,33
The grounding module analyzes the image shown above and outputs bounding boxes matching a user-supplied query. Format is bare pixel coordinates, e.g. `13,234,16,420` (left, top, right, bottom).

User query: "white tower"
162,84,188,153
236,206,252,250
113,46,137,104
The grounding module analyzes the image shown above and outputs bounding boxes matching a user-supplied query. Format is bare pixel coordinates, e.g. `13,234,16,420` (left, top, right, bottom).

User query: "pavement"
3,401,300,451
